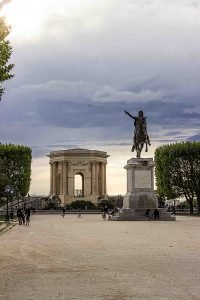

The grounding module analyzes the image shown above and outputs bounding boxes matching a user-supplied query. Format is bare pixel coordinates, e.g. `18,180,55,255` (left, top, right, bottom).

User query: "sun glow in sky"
2,1,47,39
1,0,87,40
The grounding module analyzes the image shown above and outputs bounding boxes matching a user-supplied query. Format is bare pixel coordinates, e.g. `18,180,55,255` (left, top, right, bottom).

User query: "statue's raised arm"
124,109,151,158
124,110,136,120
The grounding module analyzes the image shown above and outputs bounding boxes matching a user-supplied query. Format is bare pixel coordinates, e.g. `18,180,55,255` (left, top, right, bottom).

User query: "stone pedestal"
111,158,175,221
123,158,157,209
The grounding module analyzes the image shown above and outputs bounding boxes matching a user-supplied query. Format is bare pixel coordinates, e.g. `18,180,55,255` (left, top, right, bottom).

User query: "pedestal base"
111,157,175,221
110,208,176,221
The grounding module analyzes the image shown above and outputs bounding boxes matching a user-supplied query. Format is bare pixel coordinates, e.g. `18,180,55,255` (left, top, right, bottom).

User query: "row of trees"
155,142,200,214
0,144,32,206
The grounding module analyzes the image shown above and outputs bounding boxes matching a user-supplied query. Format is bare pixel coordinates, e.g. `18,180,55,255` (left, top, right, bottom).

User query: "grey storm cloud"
10,0,200,87
2,78,199,137
0,0,199,158
187,134,200,141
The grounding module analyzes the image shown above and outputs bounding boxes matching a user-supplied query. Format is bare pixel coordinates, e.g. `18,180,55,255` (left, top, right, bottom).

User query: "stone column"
63,162,67,195
59,162,63,195
52,162,57,195
95,162,99,194
66,162,69,195
91,162,96,195
67,163,74,196
104,163,107,195
49,162,53,195
101,162,105,195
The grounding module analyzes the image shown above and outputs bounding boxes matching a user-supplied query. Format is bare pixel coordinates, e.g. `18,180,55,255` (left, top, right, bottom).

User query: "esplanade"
48,148,109,206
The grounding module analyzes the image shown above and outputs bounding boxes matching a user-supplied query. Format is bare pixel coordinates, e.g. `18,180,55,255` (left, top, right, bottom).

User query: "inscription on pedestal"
135,170,151,188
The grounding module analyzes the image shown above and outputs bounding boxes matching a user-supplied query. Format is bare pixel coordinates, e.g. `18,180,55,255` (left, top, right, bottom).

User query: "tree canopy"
0,144,32,204
155,142,200,214
0,17,14,100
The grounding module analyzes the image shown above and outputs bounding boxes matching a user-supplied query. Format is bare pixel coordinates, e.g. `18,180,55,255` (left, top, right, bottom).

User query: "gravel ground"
0,214,200,300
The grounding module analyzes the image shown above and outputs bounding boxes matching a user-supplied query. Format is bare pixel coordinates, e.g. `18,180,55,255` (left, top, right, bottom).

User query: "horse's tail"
145,132,149,152
145,141,148,152
146,133,151,146
145,131,150,152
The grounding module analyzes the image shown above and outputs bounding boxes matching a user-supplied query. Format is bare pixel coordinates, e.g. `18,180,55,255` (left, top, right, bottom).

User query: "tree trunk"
188,201,193,214
196,195,200,213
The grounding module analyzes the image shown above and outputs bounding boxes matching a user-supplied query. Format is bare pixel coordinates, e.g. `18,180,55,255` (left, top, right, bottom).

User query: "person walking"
154,209,160,220
78,208,81,218
62,208,65,218
17,208,22,225
145,209,151,220
21,210,25,225
101,205,108,220
25,206,31,225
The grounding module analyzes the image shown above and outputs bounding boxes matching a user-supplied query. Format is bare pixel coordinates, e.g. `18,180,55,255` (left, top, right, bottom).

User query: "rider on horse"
124,110,151,155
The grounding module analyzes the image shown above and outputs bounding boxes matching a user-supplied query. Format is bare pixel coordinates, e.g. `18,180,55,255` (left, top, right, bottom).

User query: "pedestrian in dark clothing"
101,205,108,220
17,208,22,225
145,209,151,220
25,207,31,225
154,209,159,220
21,210,25,225
78,208,81,218
104,205,108,214
62,208,65,218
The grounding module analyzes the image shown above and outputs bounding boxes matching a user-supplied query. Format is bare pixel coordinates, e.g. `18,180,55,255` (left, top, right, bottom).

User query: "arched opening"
74,173,84,197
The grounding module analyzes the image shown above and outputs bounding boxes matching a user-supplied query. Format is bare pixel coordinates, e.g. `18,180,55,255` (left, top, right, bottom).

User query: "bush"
69,200,96,210
97,200,113,209
44,201,57,210
44,196,61,210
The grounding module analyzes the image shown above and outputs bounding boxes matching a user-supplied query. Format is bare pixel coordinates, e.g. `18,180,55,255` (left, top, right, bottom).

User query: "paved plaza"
0,215,200,300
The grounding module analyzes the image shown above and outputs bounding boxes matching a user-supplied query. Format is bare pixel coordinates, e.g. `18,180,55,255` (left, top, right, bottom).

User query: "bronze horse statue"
124,110,151,158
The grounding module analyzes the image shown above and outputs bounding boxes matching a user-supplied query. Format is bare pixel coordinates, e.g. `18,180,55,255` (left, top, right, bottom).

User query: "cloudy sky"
0,0,200,195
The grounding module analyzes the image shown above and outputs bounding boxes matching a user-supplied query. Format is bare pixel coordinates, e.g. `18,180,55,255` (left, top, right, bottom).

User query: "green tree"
0,144,32,202
155,142,200,214
155,190,166,208
0,17,14,100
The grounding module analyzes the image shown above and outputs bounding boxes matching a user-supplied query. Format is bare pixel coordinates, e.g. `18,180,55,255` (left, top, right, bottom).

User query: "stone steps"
109,210,176,221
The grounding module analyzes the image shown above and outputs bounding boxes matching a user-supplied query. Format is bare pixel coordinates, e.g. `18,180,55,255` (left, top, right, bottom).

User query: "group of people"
101,206,119,220
61,206,160,221
17,207,31,225
145,208,160,220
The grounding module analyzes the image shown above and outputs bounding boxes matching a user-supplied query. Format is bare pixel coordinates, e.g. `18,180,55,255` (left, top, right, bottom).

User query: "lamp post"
5,185,14,221
17,191,20,208
10,187,14,219
5,185,10,222
173,199,176,214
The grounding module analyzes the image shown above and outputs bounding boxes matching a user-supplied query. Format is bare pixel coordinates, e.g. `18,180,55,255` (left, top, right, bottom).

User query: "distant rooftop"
47,148,109,157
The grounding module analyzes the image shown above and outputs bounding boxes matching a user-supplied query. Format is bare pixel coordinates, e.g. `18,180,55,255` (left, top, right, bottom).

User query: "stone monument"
48,148,109,207
111,110,175,221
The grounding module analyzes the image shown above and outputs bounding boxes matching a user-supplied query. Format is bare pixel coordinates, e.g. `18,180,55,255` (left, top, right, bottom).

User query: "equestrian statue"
124,110,151,158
